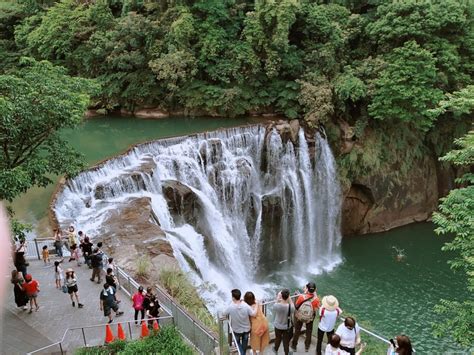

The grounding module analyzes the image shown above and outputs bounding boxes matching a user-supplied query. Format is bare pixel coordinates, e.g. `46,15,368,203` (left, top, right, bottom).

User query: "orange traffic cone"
117,323,126,340
141,320,149,338
153,319,160,331
105,324,115,344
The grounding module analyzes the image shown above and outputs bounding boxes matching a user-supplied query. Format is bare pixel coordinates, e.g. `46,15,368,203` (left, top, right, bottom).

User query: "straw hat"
322,295,339,311
66,268,74,273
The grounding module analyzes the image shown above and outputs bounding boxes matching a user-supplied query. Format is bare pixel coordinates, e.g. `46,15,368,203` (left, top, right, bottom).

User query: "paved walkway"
3,258,137,354
3,259,321,355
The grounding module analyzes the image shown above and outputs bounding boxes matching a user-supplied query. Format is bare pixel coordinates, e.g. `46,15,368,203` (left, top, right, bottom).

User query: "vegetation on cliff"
1,0,471,185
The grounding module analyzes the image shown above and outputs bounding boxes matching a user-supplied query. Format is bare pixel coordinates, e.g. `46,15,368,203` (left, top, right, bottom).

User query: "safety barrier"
27,316,173,355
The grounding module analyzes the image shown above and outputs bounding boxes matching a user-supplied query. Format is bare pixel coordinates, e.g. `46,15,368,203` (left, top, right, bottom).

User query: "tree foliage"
0,58,98,202
431,86,474,347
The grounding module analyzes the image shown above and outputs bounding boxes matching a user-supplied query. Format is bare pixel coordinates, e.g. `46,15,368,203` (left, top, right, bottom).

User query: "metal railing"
27,316,173,355
219,295,410,353
154,283,219,355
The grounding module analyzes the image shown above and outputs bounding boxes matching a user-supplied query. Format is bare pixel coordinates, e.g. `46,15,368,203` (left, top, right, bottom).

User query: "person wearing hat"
65,268,84,308
291,282,320,352
22,274,40,313
316,295,342,355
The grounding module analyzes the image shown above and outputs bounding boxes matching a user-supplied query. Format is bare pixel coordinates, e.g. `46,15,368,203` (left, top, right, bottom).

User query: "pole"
34,239,40,260
82,328,87,346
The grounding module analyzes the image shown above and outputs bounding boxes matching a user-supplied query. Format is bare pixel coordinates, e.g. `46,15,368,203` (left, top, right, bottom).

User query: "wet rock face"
259,194,285,265
341,155,439,235
161,179,200,225
97,196,178,282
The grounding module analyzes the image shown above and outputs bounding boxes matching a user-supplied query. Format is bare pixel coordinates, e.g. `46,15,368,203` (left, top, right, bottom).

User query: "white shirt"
335,322,360,348
318,307,341,332
325,344,351,355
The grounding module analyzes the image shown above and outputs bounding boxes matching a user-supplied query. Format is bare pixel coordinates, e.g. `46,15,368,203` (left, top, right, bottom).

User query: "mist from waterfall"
54,125,342,312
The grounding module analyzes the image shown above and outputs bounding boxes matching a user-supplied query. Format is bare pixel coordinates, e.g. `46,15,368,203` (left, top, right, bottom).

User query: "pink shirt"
132,292,145,310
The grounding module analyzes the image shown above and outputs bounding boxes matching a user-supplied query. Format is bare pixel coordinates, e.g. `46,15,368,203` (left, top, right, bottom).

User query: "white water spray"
54,125,342,311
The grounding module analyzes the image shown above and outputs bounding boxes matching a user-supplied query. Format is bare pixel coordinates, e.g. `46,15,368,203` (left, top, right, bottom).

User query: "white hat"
322,295,339,311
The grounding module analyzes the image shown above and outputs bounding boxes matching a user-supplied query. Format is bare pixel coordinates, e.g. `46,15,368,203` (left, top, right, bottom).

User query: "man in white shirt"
222,289,257,354
317,295,342,355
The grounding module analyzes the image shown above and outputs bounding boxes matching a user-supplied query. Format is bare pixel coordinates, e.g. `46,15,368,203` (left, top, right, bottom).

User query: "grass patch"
75,326,195,354
159,268,218,332
135,255,151,277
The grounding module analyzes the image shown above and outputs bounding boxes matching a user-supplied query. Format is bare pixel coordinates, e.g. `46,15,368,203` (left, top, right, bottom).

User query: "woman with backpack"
317,295,342,355
244,291,270,355
290,282,320,353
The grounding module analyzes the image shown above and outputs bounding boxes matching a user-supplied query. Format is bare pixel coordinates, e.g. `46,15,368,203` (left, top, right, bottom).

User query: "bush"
75,326,194,354
159,268,217,332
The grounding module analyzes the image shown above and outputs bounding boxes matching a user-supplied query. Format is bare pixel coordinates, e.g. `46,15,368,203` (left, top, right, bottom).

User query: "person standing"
147,295,162,329
244,291,270,354
272,289,295,355
79,235,93,268
100,283,123,323
387,335,413,355
42,245,50,265
65,268,84,308
290,282,320,352
53,229,64,258
222,289,257,355
54,261,64,289
14,240,28,277
132,286,146,325
317,295,342,355
11,270,28,310
335,317,361,355
22,274,40,313
90,248,103,284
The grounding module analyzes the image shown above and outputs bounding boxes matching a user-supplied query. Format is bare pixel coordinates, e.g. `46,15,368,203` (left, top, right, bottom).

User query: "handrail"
27,316,172,355
256,295,411,351
154,283,219,341
226,316,242,355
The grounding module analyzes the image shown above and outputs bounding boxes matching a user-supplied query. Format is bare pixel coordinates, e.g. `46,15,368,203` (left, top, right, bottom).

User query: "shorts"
27,293,37,299
104,303,118,317
67,285,78,294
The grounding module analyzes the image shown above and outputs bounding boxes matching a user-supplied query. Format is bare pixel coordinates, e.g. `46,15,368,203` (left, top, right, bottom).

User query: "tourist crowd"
223,282,413,355
11,228,412,354
10,226,162,327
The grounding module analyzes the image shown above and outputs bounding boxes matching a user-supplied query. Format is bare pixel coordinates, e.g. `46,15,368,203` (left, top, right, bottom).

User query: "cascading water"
54,125,342,312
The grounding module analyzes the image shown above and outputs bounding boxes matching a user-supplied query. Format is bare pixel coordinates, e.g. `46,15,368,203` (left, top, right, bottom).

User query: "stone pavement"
2,258,140,354
2,258,322,355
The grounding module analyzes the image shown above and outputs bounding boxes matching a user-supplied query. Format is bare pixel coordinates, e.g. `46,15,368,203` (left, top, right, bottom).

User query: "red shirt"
295,293,320,310
23,280,39,295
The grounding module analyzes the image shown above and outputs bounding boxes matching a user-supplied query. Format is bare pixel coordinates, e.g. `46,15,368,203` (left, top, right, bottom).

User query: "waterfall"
54,125,342,311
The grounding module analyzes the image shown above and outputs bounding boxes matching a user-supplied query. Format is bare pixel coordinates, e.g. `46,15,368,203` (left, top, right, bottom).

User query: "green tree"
431,87,474,347
368,40,443,132
0,58,98,236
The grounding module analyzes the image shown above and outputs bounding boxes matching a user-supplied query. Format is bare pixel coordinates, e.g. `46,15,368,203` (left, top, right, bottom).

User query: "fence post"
34,239,40,260
81,328,87,346
218,317,226,355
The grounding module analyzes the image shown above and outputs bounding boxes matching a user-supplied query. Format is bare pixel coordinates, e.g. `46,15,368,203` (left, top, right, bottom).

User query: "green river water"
11,116,470,354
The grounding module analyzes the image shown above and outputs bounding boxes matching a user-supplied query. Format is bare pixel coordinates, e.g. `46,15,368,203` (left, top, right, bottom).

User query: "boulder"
161,180,200,225
96,196,174,284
